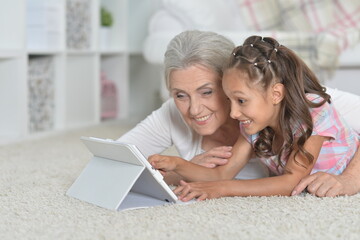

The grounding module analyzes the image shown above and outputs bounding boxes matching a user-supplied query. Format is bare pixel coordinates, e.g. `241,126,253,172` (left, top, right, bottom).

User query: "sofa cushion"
144,0,360,68
279,0,360,32
148,9,185,33
235,0,360,70
162,0,247,31
236,0,360,32
236,0,284,31
236,0,339,31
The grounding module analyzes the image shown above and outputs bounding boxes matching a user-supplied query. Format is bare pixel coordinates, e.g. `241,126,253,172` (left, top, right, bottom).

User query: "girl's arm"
292,146,360,197
148,134,253,182
290,89,360,197
175,135,328,200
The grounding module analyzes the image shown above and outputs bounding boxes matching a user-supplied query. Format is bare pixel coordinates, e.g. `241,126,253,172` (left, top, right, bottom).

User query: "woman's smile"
194,113,213,124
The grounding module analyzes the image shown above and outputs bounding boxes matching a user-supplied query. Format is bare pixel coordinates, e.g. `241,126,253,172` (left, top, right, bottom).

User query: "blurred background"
1,0,359,144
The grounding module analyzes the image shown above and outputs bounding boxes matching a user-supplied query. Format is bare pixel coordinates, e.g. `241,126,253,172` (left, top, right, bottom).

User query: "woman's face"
169,64,231,136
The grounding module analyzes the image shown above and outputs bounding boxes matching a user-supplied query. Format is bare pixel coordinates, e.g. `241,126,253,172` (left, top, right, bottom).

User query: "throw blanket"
237,0,360,71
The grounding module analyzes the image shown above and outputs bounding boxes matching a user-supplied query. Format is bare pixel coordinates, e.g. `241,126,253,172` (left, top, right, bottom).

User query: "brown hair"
227,36,331,170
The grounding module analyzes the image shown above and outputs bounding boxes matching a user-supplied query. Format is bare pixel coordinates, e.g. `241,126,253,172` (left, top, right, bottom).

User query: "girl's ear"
272,83,285,105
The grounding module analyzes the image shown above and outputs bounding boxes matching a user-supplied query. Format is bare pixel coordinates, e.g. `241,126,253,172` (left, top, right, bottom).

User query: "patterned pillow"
236,0,339,32
279,0,338,32
277,0,312,31
236,0,284,31
276,0,359,32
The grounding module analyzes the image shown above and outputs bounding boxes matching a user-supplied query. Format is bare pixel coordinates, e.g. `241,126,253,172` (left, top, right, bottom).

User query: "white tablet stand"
66,137,178,211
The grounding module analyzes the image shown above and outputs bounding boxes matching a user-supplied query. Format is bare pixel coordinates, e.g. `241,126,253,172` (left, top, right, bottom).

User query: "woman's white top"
326,87,360,133
118,87,360,179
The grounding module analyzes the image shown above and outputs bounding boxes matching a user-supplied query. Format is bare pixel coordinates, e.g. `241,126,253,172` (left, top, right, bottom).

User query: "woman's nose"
189,99,202,116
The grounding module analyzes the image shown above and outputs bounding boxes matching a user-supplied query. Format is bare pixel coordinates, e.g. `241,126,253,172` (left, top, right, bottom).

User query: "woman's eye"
176,93,186,99
202,90,213,96
238,99,246,104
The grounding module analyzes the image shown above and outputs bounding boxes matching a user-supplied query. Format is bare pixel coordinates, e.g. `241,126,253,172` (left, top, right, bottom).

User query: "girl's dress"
241,93,360,175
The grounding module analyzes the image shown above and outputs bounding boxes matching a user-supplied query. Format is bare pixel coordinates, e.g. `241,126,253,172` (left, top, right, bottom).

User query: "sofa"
143,0,360,99
141,0,360,132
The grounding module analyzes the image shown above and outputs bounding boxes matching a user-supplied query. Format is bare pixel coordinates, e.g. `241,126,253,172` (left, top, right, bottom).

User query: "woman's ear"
272,83,285,105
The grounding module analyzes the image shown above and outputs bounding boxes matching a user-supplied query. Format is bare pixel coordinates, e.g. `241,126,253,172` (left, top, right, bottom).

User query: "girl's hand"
148,154,181,172
173,180,225,202
191,146,232,168
292,172,358,197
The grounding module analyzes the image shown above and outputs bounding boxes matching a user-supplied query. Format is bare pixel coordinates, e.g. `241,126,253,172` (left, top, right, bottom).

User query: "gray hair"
164,30,235,90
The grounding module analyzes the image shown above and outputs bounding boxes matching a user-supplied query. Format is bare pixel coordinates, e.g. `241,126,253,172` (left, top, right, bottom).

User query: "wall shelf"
0,50,25,58
0,0,129,143
27,50,64,55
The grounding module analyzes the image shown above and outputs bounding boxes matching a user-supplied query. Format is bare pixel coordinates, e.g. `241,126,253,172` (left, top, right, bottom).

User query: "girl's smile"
239,119,252,127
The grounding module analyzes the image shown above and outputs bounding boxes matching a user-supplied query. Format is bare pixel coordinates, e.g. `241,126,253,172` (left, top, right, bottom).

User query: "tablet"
66,136,178,210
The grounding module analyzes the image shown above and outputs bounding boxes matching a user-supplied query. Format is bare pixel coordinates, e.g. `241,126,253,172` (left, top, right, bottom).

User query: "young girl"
148,35,359,201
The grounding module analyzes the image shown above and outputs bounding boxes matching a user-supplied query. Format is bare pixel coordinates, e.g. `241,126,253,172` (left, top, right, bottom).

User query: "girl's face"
222,68,280,135
169,64,231,136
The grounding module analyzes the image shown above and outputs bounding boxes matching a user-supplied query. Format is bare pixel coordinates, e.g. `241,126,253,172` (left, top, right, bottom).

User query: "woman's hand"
173,180,225,202
148,154,182,172
190,146,232,168
292,172,358,197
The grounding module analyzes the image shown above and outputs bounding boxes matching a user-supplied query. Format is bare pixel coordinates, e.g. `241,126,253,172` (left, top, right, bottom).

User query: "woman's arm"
149,134,253,182
163,146,232,185
174,135,327,201
190,146,232,168
292,146,360,197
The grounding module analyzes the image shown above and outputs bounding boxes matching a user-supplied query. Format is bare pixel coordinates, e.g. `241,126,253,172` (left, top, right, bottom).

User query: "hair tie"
254,62,258,66
250,44,254,47
267,60,271,63
274,48,278,52
233,52,236,56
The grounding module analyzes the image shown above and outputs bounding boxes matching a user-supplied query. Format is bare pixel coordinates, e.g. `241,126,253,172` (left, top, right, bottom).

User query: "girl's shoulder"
306,93,332,120
291,93,334,138
305,93,333,120
305,93,325,103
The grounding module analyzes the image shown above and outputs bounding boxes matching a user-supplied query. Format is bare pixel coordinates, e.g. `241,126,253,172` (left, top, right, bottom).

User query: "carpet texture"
1,121,360,240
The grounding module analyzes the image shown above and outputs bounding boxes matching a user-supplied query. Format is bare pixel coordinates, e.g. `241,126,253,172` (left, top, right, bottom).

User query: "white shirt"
326,87,360,134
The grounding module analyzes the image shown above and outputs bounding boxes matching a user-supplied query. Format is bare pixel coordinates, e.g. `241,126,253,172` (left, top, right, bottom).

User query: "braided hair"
228,36,331,170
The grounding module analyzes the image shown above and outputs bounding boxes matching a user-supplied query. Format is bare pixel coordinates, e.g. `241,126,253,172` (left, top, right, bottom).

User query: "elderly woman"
118,30,360,197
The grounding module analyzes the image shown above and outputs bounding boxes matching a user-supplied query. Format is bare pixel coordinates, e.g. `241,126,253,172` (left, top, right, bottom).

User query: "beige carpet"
1,120,360,240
